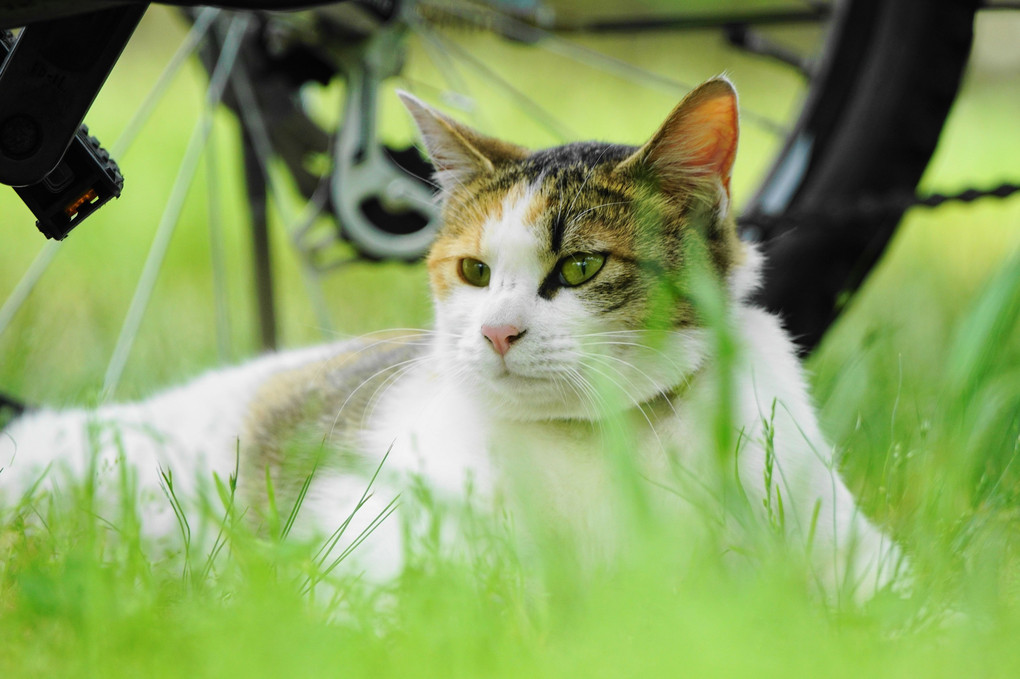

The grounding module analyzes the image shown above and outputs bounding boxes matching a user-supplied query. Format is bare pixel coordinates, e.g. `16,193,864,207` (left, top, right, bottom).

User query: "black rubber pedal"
13,125,124,240
0,7,142,239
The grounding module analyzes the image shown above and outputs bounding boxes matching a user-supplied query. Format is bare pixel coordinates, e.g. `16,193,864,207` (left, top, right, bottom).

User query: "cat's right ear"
397,91,530,192
614,78,739,210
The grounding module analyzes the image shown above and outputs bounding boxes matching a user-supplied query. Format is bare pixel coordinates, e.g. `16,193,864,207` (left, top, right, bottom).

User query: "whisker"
581,341,691,386
575,356,653,418
564,366,609,423
562,365,602,421
562,145,615,224
324,354,432,444
578,331,705,381
566,201,631,226
573,356,668,454
581,352,682,419
317,327,446,351
358,357,437,432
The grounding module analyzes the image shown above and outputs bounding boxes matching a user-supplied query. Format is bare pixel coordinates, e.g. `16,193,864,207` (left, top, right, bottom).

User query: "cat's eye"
558,253,606,287
460,258,491,287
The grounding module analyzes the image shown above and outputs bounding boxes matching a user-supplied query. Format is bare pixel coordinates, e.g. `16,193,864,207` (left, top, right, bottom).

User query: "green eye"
460,258,491,287
558,253,606,287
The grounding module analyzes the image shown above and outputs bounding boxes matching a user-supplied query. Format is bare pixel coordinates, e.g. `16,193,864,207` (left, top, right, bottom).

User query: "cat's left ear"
616,77,739,209
397,91,530,192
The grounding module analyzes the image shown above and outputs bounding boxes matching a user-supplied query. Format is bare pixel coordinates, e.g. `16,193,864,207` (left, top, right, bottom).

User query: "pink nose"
481,324,525,356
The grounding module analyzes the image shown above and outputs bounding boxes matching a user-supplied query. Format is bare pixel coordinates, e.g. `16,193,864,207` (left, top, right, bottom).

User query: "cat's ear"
397,91,530,192
616,77,739,208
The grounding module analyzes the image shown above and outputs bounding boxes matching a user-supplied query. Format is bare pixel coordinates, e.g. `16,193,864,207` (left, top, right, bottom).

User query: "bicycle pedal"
0,6,144,239
13,126,124,240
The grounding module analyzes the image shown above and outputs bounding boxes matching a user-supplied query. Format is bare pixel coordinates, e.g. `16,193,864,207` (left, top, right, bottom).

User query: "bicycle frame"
0,1,352,28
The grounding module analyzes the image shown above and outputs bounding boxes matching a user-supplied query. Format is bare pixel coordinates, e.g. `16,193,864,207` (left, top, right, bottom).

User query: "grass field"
2,7,1020,678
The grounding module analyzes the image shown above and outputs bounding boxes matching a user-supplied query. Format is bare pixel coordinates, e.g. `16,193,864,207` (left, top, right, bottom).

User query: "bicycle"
0,0,1004,400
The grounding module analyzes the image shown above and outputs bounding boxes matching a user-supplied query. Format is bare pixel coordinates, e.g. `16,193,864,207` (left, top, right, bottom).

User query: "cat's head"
400,79,753,421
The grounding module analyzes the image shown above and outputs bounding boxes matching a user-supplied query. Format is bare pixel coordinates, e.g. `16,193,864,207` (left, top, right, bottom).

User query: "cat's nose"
481,324,525,356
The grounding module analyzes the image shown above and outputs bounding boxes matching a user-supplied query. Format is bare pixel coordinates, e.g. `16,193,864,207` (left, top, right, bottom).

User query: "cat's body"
0,79,902,599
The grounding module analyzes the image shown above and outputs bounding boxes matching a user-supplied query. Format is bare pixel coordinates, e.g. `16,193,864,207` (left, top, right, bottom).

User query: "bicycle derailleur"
207,1,442,267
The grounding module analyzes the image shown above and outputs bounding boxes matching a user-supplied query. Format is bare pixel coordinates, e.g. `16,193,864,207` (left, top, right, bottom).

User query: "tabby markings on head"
403,79,743,335
391,79,743,418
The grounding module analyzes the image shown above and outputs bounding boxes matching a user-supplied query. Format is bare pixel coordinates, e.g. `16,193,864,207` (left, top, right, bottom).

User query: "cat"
0,78,903,601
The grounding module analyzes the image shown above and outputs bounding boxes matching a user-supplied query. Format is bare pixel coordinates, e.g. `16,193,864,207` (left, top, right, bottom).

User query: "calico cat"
0,78,903,599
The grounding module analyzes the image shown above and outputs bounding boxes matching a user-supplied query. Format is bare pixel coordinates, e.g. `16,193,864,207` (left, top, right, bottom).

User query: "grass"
3,7,1020,678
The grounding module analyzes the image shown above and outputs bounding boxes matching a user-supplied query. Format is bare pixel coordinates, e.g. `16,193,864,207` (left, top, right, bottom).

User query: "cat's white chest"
362,366,686,566
360,366,665,509
361,367,496,499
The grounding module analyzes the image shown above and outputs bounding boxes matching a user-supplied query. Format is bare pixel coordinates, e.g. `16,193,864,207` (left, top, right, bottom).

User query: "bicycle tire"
744,0,979,352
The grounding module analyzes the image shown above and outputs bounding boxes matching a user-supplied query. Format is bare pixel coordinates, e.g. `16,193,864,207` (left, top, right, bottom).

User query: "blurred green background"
0,4,1018,495
0,3,810,400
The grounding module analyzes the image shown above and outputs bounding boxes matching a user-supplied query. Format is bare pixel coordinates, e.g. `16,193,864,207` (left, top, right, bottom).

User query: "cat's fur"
0,79,903,599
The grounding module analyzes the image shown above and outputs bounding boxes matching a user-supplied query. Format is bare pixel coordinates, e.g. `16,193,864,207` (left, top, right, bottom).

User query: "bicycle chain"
738,181,1020,238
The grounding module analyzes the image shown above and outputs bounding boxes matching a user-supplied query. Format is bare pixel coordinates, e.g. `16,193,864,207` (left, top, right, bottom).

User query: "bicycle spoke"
224,49,338,336
410,18,494,130
412,16,576,141
288,184,352,272
423,0,699,89
103,13,250,396
205,119,233,362
111,7,220,158
421,0,787,137
0,241,60,339
531,2,831,33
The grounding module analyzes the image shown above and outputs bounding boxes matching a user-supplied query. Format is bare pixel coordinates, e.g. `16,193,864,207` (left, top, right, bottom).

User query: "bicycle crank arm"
0,5,145,238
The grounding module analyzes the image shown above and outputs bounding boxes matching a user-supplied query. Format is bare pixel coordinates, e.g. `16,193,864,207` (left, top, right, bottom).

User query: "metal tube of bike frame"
0,4,148,185
0,1,361,29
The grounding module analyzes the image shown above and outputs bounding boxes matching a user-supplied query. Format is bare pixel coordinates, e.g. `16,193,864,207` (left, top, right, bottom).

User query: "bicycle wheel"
196,0,976,351
0,0,977,400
